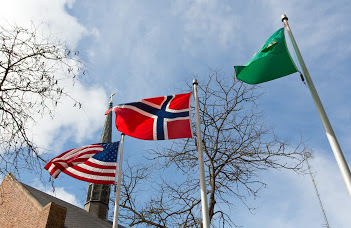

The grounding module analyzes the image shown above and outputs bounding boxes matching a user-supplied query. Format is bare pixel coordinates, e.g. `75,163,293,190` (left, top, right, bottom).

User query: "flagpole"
193,79,210,228
112,133,125,228
281,14,351,197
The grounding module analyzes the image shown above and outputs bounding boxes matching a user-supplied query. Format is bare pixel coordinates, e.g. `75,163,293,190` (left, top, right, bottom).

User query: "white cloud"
34,183,83,207
171,0,239,51
70,1,245,100
0,0,108,154
45,187,82,207
265,0,351,64
0,0,87,48
28,81,108,154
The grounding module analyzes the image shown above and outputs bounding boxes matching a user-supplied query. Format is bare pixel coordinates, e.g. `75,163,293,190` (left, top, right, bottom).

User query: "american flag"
108,92,193,140
44,142,119,184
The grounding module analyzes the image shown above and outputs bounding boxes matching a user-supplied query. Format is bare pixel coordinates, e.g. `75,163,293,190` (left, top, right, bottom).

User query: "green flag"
234,28,298,84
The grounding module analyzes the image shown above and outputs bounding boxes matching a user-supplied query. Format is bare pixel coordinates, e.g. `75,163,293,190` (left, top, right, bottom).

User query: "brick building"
0,173,123,228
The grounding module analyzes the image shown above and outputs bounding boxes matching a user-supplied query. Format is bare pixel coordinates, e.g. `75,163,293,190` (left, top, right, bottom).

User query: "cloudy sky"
1,0,351,227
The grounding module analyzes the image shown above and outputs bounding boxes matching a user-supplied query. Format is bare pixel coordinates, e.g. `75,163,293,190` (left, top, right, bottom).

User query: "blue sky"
1,0,351,227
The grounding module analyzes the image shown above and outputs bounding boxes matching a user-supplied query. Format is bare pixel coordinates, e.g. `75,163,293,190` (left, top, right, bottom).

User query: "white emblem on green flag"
234,28,297,84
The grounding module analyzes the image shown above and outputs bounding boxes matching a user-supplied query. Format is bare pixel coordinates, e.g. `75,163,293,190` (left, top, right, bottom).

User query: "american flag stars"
93,142,119,162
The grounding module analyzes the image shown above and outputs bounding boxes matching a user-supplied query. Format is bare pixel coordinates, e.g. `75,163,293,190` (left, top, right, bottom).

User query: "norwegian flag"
109,92,193,140
44,142,119,184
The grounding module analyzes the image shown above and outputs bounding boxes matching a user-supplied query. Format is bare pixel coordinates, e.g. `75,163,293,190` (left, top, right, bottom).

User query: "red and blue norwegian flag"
108,92,193,140
44,142,119,184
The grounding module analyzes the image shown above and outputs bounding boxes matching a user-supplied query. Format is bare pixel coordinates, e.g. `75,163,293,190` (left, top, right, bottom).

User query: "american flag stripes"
44,142,119,184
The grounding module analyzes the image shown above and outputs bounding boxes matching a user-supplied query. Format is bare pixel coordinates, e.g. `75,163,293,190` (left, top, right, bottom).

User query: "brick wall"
39,202,67,228
0,174,67,228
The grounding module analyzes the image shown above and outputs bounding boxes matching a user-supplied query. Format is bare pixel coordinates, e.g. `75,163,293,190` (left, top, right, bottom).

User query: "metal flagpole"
193,79,210,228
112,133,125,228
281,14,351,197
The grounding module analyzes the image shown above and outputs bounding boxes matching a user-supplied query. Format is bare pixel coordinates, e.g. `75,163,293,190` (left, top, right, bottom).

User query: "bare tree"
0,23,84,176
116,69,309,227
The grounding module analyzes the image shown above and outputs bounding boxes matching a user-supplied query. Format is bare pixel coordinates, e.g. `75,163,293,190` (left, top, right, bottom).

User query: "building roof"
21,182,125,228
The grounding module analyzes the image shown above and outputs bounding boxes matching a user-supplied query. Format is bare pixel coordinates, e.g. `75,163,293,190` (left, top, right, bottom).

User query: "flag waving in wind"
108,92,193,140
45,142,119,184
234,28,298,84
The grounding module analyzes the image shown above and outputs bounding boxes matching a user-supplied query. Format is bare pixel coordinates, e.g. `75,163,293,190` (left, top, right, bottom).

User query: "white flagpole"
281,14,351,197
193,79,210,228
112,133,125,228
